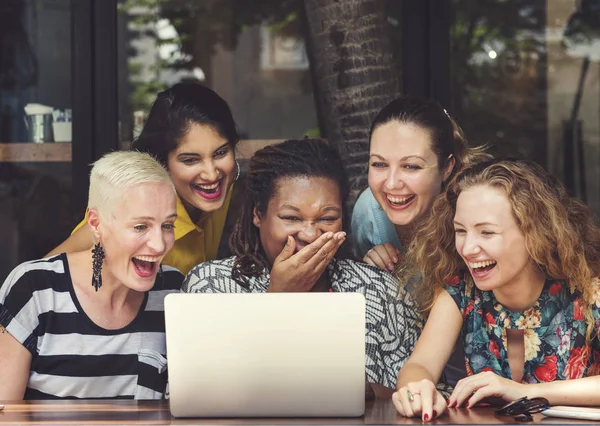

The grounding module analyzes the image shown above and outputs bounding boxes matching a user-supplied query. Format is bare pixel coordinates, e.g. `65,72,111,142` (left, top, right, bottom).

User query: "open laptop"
164,292,366,418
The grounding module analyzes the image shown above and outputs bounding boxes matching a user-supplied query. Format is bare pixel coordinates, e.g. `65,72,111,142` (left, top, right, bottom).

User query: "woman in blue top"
351,96,489,272
393,159,600,421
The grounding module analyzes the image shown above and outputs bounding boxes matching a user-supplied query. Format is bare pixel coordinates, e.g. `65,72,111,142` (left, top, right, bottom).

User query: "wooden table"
0,399,593,425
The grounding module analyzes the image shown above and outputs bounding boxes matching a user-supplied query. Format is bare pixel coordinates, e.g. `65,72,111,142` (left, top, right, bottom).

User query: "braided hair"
230,138,350,285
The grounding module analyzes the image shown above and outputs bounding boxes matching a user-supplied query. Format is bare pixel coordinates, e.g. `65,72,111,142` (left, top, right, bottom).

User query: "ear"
87,208,102,243
442,155,456,183
252,206,261,229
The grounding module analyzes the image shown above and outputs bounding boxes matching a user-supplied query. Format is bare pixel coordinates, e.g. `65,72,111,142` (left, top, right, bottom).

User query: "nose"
200,160,220,182
460,233,481,258
297,222,321,245
147,228,166,253
383,166,405,191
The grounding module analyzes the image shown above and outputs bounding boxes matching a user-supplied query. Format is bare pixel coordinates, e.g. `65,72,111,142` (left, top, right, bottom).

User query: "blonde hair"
398,158,600,342
88,151,174,220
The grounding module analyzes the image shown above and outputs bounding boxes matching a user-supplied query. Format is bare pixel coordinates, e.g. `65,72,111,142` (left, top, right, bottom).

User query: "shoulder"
1,254,68,299
182,257,238,293
443,275,474,313
352,188,378,218
186,257,236,279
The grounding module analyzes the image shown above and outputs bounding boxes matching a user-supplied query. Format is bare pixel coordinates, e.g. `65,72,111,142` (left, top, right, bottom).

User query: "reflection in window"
117,0,318,141
451,0,600,215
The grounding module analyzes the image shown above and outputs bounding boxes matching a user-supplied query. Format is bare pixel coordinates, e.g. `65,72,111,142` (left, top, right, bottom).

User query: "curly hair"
229,138,351,285
398,158,600,341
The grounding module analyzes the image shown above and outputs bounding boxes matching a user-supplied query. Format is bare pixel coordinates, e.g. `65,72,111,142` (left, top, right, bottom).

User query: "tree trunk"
303,0,400,204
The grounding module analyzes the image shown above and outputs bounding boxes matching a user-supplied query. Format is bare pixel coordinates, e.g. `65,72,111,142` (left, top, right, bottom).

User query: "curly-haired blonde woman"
392,158,600,421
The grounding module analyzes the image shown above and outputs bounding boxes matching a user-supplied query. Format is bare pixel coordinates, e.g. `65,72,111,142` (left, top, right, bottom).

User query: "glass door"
0,0,74,278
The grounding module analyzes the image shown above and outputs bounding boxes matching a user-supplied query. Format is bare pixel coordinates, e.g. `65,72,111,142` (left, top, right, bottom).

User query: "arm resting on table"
526,376,600,406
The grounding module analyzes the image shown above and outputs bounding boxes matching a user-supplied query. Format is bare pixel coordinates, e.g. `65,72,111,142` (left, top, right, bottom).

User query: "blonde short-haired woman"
0,151,183,400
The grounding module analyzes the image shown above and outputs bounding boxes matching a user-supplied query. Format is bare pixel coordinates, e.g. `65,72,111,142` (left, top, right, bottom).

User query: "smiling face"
252,177,343,266
167,123,236,216
368,121,453,227
95,182,177,292
453,184,544,297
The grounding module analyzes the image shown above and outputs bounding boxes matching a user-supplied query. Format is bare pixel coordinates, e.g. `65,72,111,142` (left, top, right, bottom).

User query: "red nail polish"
424,414,429,421
466,402,470,408
453,401,458,408
433,410,438,418
447,400,451,407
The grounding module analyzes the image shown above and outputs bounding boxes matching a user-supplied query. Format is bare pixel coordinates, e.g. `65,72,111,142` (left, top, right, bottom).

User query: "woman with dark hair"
351,96,489,272
47,83,242,274
393,158,600,421
182,139,420,398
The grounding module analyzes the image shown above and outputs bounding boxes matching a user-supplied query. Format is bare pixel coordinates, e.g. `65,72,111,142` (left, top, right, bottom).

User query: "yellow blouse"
72,187,234,275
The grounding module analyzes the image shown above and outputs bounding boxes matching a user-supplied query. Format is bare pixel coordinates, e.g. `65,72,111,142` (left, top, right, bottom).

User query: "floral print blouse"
445,278,600,383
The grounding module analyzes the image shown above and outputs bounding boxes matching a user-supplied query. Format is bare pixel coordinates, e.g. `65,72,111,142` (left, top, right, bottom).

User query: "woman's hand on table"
447,371,526,408
392,379,447,422
363,243,401,272
269,232,346,292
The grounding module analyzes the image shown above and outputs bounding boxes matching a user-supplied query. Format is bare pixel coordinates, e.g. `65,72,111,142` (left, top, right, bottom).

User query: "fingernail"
387,264,394,271
392,256,398,263
446,400,451,407
465,402,470,408
327,232,333,239
453,401,458,408
433,410,437,418
423,414,429,421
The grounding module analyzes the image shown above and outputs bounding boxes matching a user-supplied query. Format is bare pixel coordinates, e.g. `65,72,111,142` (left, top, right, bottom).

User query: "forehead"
111,182,176,219
370,121,436,160
455,185,514,222
174,123,227,153
269,177,341,207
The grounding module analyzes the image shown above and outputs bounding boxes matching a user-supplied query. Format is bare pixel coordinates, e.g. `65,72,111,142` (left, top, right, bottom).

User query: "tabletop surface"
0,399,596,425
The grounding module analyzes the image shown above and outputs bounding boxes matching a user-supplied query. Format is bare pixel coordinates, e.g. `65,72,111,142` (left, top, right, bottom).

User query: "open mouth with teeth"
191,180,222,200
468,260,497,277
386,194,416,208
132,256,160,278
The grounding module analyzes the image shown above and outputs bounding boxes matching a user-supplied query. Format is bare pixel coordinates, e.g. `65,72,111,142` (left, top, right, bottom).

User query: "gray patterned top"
182,257,421,389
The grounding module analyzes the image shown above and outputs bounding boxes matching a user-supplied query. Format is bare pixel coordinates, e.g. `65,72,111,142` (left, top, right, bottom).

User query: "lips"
191,179,222,200
385,193,416,209
468,259,497,279
132,255,161,278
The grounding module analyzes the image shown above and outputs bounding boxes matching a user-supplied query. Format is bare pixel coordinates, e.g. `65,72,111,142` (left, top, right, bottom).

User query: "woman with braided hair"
182,138,421,398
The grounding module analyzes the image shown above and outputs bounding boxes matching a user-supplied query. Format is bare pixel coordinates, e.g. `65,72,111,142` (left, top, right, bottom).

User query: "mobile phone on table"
543,406,600,421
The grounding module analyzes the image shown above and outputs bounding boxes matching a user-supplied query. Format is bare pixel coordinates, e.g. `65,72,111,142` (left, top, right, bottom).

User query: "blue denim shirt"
350,188,402,258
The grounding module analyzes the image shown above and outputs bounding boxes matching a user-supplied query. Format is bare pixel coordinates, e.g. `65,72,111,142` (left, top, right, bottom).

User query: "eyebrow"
132,213,177,221
177,143,229,158
280,205,341,213
370,154,428,162
453,220,498,227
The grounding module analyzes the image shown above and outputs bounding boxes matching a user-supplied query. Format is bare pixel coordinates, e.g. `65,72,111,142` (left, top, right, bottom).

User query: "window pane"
450,0,600,215
0,0,74,278
117,0,319,144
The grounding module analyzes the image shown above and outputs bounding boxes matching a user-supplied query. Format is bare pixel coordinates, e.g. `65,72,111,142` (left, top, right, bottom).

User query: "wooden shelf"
0,143,72,162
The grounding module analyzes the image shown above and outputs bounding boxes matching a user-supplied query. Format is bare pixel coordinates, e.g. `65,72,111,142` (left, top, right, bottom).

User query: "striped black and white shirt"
0,254,183,400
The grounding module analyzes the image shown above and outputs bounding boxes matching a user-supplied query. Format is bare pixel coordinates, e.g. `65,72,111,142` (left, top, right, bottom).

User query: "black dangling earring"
91,243,105,291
